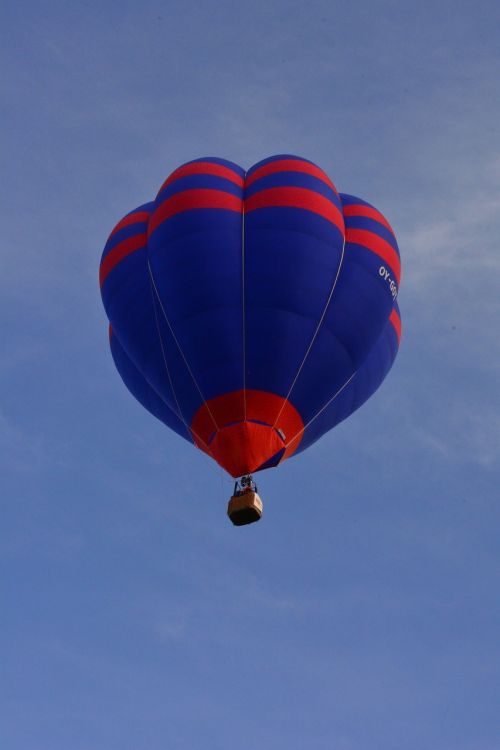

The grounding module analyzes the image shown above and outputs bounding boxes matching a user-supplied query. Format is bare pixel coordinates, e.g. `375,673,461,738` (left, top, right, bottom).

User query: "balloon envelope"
100,155,401,477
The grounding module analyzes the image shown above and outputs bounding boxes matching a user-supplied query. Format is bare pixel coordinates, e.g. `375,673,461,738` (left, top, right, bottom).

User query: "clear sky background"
1,1,499,748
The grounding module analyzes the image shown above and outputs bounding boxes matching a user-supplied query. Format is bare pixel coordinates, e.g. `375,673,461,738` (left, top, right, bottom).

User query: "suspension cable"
272,236,346,429
147,259,219,433
241,173,247,420
284,369,357,448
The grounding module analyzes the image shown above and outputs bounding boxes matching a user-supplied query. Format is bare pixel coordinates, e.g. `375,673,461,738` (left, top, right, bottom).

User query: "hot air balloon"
100,155,401,525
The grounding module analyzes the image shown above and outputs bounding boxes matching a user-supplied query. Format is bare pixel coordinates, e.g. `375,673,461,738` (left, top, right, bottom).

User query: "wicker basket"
227,490,263,526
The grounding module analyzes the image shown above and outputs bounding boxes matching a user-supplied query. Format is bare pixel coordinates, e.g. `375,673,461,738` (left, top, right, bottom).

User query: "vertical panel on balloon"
287,193,400,425
100,204,184,417
244,157,345,413
147,164,245,423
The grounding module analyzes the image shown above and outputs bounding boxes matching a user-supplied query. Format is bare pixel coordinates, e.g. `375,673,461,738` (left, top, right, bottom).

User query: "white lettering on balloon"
379,265,398,300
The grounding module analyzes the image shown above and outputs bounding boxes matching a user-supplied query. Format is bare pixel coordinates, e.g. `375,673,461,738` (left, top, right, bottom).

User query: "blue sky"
1,1,499,748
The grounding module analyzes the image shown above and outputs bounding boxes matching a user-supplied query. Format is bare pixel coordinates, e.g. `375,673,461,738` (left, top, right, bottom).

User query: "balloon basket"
227,490,263,526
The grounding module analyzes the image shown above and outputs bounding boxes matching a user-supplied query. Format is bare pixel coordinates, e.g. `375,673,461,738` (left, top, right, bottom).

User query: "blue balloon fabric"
100,155,401,477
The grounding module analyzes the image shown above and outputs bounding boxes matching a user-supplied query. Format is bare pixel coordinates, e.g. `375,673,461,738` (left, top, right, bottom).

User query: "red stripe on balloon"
157,162,244,196
346,228,401,284
99,234,146,287
149,189,242,235
343,204,396,236
109,211,151,239
389,308,402,344
246,159,338,194
245,187,345,233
